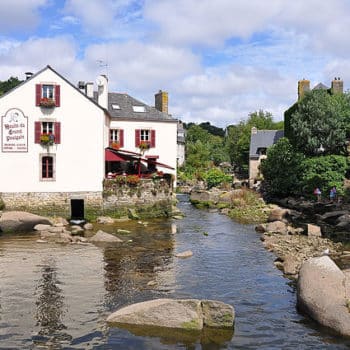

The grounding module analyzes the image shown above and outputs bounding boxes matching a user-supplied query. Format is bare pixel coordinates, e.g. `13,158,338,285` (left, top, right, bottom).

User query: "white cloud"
0,0,47,33
83,41,201,93
0,36,78,80
63,0,143,39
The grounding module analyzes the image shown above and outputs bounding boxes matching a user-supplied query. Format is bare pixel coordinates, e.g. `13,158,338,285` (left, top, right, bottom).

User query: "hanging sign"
1,108,28,152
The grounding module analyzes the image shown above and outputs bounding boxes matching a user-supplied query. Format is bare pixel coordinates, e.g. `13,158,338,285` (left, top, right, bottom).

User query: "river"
1,194,350,349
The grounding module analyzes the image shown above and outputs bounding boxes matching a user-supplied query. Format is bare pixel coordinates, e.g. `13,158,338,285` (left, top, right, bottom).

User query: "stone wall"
0,178,174,219
0,191,103,218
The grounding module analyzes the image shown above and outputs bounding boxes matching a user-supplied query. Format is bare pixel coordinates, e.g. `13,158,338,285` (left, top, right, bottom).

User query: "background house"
249,127,284,186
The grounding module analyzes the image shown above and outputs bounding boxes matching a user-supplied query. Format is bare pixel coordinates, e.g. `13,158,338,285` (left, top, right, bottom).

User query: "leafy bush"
300,155,348,197
260,137,304,197
204,168,232,189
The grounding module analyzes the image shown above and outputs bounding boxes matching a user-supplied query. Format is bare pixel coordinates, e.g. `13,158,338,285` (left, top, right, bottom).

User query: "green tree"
300,155,348,197
260,137,304,197
289,90,350,156
181,124,229,179
0,76,22,95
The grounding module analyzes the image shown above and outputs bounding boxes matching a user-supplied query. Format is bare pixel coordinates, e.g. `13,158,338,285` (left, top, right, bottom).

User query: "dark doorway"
70,199,84,220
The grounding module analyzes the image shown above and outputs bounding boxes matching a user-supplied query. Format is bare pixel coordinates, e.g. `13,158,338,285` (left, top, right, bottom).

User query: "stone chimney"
298,79,310,100
97,75,108,109
331,77,343,94
155,90,168,114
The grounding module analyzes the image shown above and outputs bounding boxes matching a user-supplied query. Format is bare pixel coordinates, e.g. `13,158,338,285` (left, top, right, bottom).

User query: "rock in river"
297,256,350,337
107,298,235,330
0,211,52,233
89,230,123,243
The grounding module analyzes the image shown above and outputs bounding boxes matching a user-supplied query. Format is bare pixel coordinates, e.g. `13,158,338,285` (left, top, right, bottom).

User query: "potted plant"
40,133,55,146
39,97,56,108
139,141,150,153
111,142,120,150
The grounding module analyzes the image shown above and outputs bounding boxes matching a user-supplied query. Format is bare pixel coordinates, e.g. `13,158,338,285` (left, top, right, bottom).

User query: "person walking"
314,187,321,202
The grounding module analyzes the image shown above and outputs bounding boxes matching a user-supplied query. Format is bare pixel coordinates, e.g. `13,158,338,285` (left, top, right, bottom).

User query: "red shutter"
34,121,41,143
35,84,41,106
55,85,60,107
119,129,124,148
135,129,140,147
150,130,156,148
54,122,61,144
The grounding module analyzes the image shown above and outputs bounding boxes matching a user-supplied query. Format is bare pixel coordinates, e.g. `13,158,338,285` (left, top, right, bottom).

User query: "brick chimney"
155,90,168,114
331,77,343,94
298,79,310,100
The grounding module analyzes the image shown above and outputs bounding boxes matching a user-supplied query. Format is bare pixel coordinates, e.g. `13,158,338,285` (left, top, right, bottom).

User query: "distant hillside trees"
0,77,22,95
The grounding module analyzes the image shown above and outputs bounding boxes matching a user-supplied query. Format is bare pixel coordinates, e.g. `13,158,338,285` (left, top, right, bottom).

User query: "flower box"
111,142,120,150
139,142,150,152
40,133,55,145
39,97,56,108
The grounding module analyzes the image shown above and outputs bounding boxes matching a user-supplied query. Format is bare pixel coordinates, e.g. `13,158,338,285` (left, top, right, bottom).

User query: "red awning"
105,149,127,161
105,147,175,170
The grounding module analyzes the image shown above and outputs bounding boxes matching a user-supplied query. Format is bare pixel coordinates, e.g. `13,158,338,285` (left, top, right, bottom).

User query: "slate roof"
313,83,329,90
94,92,176,122
249,130,284,157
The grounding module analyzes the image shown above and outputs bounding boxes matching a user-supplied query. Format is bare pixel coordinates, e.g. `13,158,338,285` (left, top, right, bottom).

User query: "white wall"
109,119,177,176
0,68,105,193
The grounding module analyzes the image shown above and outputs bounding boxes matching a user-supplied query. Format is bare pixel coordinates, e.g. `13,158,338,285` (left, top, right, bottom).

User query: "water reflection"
102,220,176,309
33,257,71,344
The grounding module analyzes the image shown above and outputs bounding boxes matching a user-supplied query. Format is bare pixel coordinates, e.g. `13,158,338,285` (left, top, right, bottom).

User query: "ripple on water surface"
1,198,350,349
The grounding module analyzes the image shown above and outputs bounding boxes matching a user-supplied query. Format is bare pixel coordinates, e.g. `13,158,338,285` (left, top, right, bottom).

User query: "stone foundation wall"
0,191,103,217
0,178,174,219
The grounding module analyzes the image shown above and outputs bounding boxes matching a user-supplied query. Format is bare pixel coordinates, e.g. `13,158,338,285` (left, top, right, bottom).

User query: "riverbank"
188,188,349,277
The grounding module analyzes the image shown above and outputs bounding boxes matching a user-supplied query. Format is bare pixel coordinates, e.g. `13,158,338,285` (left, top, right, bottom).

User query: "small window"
42,122,54,134
140,129,150,141
132,106,145,112
40,154,55,181
42,85,54,99
110,129,120,143
112,104,120,110
36,84,60,107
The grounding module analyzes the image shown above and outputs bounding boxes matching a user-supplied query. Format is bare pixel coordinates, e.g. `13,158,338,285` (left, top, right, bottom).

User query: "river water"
1,194,350,349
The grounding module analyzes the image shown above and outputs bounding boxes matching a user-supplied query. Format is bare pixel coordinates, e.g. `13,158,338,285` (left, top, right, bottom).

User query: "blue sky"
1,0,350,127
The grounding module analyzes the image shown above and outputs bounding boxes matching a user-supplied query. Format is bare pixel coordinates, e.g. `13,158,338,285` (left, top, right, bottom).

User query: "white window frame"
39,153,56,181
140,129,150,142
42,84,55,99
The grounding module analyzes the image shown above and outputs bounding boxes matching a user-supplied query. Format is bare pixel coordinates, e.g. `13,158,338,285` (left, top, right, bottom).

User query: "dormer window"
36,84,60,107
112,104,120,110
132,106,145,112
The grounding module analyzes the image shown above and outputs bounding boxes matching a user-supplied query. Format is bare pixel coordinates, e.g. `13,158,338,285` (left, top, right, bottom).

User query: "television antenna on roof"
97,59,108,77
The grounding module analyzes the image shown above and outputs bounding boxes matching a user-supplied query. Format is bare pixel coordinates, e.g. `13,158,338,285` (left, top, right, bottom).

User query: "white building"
0,66,177,218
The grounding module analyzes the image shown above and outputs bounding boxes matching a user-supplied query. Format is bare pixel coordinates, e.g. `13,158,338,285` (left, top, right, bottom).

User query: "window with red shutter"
54,122,61,144
150,130,156,148
135,129,141,147
35,84,42,106
34,121,41,143
55,85,60,107
119,129,124,148
36,84,60,107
